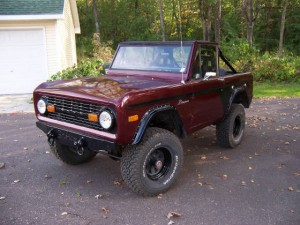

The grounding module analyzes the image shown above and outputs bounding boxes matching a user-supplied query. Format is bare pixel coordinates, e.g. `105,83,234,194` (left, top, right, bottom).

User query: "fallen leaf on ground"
0,163,5,169
288,187,294,192
200,155,207,160
220,156,229,160
113,179,124,186
44,175,52,179
95,194,103,199
200,181,214,189
59,180,68,186
220,174,228,181
102,207,109,218
157,193,163,199
198,174,204,179
167,211,181,219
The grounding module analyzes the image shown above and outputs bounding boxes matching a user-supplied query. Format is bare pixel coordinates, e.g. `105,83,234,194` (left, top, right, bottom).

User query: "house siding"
57,0,77,70
0,20,58,78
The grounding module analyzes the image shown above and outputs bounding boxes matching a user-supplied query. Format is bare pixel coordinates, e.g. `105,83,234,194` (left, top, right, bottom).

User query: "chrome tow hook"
74,137,86,156
47,129,56,146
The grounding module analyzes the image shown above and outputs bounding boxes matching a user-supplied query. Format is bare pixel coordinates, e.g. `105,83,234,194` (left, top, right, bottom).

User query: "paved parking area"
0,98,299,225
0,94,34,113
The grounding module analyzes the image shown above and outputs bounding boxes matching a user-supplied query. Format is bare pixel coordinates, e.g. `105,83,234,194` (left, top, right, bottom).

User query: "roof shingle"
0,0,64,15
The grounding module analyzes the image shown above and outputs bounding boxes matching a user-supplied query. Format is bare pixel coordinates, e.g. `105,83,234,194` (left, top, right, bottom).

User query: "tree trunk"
245,0,254,46
207,7,212,41
242,0,260,47
93,0,100,46
158,0,166,41
278,0,288,58
110,0,116,44
200,0,212,41
172,0,180,39
200,0,206,40
215,0,221,43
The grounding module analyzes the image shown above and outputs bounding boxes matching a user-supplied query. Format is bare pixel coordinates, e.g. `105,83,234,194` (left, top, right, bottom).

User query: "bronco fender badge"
178,99,190,105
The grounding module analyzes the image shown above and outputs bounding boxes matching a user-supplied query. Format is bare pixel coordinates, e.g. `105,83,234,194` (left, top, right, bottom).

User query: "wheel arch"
131,105,186,145
225,86,250,116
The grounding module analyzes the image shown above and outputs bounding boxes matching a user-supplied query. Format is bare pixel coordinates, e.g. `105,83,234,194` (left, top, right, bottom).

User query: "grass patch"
254,82,300,98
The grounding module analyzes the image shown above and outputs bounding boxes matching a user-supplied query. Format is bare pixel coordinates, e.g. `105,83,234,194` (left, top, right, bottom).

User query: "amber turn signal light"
128,115,139,122
47,105,55,113
88,113,98,122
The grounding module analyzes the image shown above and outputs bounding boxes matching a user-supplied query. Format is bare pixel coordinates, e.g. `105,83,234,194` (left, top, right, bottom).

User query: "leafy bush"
92,34,114,62
221,39,300,83
253,53,300,82
50,58,104,81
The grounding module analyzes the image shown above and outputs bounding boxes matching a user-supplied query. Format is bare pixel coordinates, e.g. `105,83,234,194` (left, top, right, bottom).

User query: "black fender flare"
131,105,185,145
225,86,248,117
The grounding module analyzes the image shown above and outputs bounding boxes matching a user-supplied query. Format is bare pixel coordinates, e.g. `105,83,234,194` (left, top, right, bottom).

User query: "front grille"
43,96,115,133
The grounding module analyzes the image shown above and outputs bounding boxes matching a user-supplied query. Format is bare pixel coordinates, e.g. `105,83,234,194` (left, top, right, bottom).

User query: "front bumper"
36,121,118,153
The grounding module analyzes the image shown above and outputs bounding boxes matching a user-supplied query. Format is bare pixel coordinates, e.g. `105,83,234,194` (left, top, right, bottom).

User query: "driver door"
189,44,225,131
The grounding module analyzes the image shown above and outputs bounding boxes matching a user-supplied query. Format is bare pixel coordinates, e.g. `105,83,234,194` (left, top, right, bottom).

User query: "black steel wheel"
50,141,97,165
121,127,183,196
145,148,172,180
216,104,245,148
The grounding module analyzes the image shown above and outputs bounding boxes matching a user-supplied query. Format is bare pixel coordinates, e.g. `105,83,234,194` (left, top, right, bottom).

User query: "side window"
192,45,217,79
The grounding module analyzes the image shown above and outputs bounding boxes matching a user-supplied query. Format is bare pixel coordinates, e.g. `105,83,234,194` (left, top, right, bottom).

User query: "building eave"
69,0,80,34
0,14,64,21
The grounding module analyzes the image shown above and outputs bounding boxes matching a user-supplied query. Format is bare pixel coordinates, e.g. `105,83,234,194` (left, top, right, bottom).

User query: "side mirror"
203,72,216,80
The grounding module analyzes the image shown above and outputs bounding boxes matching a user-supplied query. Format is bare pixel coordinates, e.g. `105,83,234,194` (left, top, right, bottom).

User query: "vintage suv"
34,41,253,196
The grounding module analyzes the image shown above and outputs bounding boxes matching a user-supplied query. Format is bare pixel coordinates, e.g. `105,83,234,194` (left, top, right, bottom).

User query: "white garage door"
0,28,47,94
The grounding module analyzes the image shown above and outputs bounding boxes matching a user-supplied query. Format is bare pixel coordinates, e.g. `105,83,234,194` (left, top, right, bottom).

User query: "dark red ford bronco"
34,41,253,196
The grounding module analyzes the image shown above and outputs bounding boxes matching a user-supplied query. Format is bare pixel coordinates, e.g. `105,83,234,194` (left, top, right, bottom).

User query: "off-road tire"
216,104,245,148
50,141,97,165
121,127,183,196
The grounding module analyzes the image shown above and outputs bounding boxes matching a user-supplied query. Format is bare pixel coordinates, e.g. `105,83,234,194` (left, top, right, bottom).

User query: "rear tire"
50,141,97,165
121,127,183,196
216,104,245,148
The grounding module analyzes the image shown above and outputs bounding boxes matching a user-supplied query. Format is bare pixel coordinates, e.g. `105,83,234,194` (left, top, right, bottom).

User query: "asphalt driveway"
0,98,299,225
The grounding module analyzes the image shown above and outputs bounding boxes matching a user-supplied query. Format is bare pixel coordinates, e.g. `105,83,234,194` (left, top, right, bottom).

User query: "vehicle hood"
35,75,176,103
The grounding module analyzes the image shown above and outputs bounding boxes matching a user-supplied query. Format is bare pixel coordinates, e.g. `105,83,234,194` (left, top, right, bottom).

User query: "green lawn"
254,82,300,98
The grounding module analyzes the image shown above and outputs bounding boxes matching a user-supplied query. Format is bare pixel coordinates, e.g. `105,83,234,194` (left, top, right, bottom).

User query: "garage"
0,0,81,95
0,28,47,94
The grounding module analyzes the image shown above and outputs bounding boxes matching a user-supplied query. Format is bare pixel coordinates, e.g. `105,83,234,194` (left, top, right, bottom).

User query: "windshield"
111,45,192,73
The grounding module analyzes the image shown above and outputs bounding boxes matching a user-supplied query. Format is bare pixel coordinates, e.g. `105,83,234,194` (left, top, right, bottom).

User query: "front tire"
50,141,97,165
216,104,245,148
121,127,183,196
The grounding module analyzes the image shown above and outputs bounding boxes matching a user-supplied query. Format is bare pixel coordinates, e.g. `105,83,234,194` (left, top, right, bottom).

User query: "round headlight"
37,99,47,115
99,111,113,129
